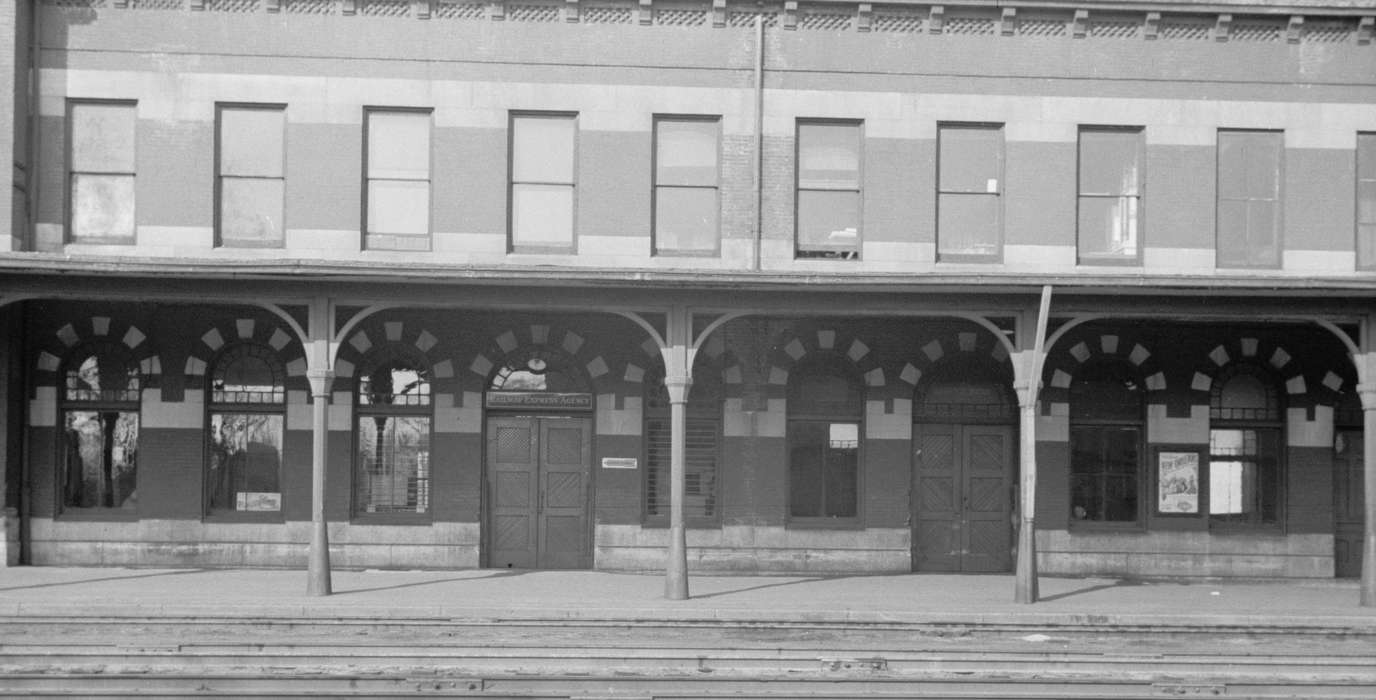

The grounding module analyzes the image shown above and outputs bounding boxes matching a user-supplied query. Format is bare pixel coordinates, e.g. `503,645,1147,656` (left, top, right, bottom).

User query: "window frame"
1067,359,1146,529
66,99,138,245
352,345,435,523
1206,363,1285,531
508,111,580,254
215,102,287,249
363,107,434,252
786,357,865,527
1216,129,1284,270
795,118,863,260
57,342,142,519
1357,132,1376,271
1076,125,1144,266
204,342,288,522
652,114,722,257
935,122,1005,263
641,363,724,528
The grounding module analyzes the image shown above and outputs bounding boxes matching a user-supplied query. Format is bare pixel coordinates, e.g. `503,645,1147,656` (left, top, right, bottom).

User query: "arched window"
643,360,723,525
1069,359,1144,523
489,346,591,394
914,356,1015,423
61,342,141,511
788,357,863,522
206,343,285,515
355,346,432,516
1208,364,1282,527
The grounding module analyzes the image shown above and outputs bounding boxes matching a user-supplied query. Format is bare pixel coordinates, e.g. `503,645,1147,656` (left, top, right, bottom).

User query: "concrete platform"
1,567,1374,630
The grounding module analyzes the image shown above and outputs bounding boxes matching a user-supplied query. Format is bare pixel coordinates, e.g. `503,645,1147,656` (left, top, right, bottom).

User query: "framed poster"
1156,449,1201,515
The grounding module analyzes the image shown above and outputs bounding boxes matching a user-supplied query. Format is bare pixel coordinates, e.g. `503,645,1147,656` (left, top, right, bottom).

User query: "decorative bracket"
712,0,726,28
1287,15,1303,43
415,0,432,19
1215,13,1232,42
265,0,280,12
491,0,506,21
639,0,652,25
341,0,357,16
564,0,579,22
857,2,872,32
1000,7,1016,36
1072,9,1089,38
1144,11,1160,40
1360,16,1374,45
784,0,798,30
928,5,944,34
190,0,206,10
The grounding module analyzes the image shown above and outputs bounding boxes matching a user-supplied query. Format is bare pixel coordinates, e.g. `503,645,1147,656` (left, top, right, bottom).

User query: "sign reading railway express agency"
485,392,594,411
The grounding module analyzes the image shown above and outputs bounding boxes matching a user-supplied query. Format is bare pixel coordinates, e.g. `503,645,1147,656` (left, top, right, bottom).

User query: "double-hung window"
1077,127,1143,264
217,105,285,247
365,109,432,251
68,100,137,243
796,120,861,259
1358,133,1376,270
1217,130,1283,268
937,124,1003,261
511,113,577,251
653,116,720,255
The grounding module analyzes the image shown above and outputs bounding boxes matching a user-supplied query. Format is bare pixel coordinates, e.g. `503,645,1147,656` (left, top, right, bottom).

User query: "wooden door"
913,424,1013,572
486,415,593,569
1335,430,1364,578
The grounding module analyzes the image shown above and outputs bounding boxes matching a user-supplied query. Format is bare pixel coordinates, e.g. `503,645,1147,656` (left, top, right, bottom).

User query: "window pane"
220,108,284,177
207,413,283,513
359,364,431,406
1217,133,1249,199
220,177,284,244
654,186,717,252
71,102,135,172
356,415,430,514
797,190,859,251
512,183,574,246
1217,199,1249,266
1079,130,1141,195
1361,223,1376,269
1359,180,1376,226
1246,199,1279,264
825,428,859,518
71,174,135,239
789,422,825,517
368,111,430,179
798,123,859,189
213,345,285,404
66,347,140,402
657,119,718,186
1078,196,1138,258
937,193,999,256
513,115,575,183
1069,425,1140,522
1244,136,1281,198
645,417,718,520
63,410,139,510
939,126,1001,193
1209,428,1279,524
367,179,430,236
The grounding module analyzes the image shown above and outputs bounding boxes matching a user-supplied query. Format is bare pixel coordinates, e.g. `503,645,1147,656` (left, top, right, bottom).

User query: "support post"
662,306,694,600
1356,340,1376,607
305,298,335,597
1014,286,1052,604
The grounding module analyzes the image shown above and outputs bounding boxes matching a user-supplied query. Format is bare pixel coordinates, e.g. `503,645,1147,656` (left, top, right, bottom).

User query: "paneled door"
487,415,593,569
913,423,1014,573
1335,430,1364,578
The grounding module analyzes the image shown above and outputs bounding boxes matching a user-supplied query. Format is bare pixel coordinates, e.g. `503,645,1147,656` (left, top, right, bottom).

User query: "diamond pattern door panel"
487,417,538,569
488,415,593,570
914,425,960,572
914,423,1013,573
538,417,592,569
961,426,1013,573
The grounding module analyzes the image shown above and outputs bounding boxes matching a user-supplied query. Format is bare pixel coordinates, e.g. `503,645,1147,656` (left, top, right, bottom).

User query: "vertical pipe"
1362,391,1375,606
27,0,40,252
751,13,764,271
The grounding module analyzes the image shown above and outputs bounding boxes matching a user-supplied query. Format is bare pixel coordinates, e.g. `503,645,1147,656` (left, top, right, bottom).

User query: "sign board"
601,457,638,470
1157,451,1200,515
236,492,281,512
485,392,594,411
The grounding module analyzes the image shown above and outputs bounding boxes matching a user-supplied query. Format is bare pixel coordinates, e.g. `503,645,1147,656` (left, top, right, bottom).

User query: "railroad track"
3,617,1374,698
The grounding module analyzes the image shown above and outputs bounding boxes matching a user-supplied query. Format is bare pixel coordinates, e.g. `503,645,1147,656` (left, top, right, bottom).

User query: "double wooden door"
486,415,593,569
913,423,1014,573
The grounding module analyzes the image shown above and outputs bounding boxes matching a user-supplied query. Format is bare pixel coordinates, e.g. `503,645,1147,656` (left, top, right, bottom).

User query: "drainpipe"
751,11,763,271
28,0,40,252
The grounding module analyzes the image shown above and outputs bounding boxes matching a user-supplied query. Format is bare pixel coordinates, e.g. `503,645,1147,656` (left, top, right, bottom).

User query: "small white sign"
601,457,638,470
237,492,282,512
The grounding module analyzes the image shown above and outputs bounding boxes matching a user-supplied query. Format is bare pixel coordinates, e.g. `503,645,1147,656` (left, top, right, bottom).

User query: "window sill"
641,518,722,529
351,514,434,526
57,509,140,522
204,512,285,524
787,518,865,530
1068,520,1146,533
1076,256,1142,267
1207,524,1284,536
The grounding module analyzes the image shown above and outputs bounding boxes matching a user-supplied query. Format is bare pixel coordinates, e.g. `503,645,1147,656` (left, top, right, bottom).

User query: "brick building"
0,0,1373,602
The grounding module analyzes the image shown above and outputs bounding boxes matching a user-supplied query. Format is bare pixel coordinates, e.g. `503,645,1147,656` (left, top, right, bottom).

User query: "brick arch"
334,318,453,389
898,329,1012,392
468,323,615,394
1040,331,1168,405
183,315,307,390
1193,336,1308,405
767,326,885,391
35,315,162,387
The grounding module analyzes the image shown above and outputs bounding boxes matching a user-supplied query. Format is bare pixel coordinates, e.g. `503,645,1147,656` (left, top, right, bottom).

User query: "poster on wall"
1157,451,1200,514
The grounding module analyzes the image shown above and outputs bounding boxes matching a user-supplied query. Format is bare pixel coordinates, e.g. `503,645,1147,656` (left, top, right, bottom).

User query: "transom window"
206,343,286,515
355,345,432,516
61,343,141,511
914,357,1015,423
489,347,590,394
1069,359,1143,524
788,358,863,522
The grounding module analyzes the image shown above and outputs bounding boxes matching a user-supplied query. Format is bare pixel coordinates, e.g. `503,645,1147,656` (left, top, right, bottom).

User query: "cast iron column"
1014,286,1051,605
1359,376,1376,606
665,372,692,600
306,366,334,597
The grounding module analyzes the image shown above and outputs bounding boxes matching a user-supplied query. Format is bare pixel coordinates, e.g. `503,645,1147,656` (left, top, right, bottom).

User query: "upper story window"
1077,127,1143,264
365,109,432,251
217,104,285,248
511,112,577,252
206,343,286,516
61,343,141,513
653,116,720,256
796,120,861,260
68,100,136,244
1068,360,1144,524
355,346,432,518
1209,364,1283,528
1358,133,1376,270
1217,130,1283,269
788,358,863,523
937,123,1003,261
